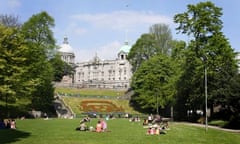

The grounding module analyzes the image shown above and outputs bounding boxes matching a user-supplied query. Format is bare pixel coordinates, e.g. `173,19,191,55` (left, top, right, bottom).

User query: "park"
0,117,240,144
1,1,240,144
0,87,240,144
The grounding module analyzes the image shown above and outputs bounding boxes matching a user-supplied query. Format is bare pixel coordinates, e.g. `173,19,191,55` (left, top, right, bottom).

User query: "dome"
58,36,74,53
119,41,131,53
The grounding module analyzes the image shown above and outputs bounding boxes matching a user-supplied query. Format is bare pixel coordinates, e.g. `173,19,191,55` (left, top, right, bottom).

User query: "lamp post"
156,92,159,115
201,55,208,132
204,63,208,132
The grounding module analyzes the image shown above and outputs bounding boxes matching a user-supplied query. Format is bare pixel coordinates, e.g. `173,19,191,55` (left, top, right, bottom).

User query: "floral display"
80,100,124,112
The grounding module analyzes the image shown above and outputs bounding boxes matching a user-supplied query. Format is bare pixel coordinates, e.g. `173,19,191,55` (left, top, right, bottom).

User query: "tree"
49,54,75,82
131,54,177,113
174,1,239,123
174,1,222,57
0,25,34,117
127,34,157,72
21,11,56,110
128,24,179,115
0,14,21,28
149,23,172,55
128,24,173,72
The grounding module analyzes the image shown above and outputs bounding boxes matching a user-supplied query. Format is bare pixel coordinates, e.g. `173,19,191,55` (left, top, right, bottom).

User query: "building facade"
58,36,75,84
57,37,132,89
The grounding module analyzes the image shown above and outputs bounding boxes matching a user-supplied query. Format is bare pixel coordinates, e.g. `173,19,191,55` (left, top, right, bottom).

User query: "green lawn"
55,87,126,97
0,118,239,144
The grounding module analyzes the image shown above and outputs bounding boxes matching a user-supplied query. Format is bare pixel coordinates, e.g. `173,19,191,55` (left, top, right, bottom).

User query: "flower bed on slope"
80,100,124,113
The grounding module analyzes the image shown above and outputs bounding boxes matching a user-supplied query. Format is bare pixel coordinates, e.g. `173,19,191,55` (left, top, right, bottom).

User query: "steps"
53,95,75,119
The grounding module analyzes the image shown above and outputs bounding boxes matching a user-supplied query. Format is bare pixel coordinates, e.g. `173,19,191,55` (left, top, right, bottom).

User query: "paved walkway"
181,122,240,133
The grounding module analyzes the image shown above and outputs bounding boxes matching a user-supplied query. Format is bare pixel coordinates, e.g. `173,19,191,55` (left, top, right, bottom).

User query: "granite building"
57,36,132,89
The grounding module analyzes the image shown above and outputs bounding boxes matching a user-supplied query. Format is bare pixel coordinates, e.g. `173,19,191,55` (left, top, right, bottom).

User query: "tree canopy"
131,54,177,112
174,1,239,125
0,11,68,117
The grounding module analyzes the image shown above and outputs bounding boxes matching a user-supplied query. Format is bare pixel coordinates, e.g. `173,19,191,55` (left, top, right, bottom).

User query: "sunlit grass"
55,87,126,97
0,119,239,144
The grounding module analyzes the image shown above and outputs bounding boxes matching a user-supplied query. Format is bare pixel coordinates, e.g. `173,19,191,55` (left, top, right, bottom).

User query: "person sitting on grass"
96,120,102,132
76,117,90,131
100,119,107,132
0,119,5,129
10,119,16,129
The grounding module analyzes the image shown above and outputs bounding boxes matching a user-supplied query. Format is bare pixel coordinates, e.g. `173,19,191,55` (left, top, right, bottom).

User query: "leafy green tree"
127,34,158,72
128,24,173,72
226,74,240,128
0,25,34,117
128,24,179,115
49,54,75,82
174,1,239,123
174,1,222,57
21,11,56,110
131,54,177,113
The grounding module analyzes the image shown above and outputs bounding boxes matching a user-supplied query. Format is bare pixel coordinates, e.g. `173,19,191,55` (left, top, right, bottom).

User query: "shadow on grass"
0,129,31,144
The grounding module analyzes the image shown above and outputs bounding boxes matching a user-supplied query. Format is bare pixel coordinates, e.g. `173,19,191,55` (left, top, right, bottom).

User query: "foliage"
174,1,239,124
49,54,75,82
149,23,172,54
131,54,177,112
128,24,180,114
20,11,56,111
0,25,34,108
0,119,240,144
127,33,158,72
174,1,223,57
128,24,173,73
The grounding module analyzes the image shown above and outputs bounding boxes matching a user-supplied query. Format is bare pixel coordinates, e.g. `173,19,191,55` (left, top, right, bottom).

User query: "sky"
0,0,239,62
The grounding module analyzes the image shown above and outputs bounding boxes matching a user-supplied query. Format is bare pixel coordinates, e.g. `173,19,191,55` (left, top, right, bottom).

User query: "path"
180,122,240,133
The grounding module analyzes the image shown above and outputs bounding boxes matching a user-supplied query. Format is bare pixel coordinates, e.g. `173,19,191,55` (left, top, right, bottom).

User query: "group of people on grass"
146,124,167,135
76,116,108,132
142,114,170,135
0,119,16,129
76,114,169,135
95,119,107,132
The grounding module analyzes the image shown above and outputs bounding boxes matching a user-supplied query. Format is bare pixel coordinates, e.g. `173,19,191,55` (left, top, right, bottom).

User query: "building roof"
119,41,131,53
58,36,74,53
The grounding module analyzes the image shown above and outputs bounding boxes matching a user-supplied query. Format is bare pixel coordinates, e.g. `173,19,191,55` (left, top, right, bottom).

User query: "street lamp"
156,91,159,115
201,55,208,132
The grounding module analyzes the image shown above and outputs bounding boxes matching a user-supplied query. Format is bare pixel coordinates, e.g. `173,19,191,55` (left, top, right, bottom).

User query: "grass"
0,118,239,144
208,120,228,127
55,87,126,97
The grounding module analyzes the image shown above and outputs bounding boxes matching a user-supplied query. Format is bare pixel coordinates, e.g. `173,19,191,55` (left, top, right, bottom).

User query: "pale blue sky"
0,0,239,61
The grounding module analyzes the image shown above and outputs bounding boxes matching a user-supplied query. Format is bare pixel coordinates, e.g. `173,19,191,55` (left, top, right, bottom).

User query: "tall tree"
128,24,173,72
149,23,172,55
174,1,222,57
174,1,239,122
127,33,158,72
0,25,34,117
21,11,56,110
131,54,177,113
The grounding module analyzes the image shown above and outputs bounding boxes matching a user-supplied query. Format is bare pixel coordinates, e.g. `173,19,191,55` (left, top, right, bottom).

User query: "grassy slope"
55,87,126,96
0,119,239,144
56,87,139,114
